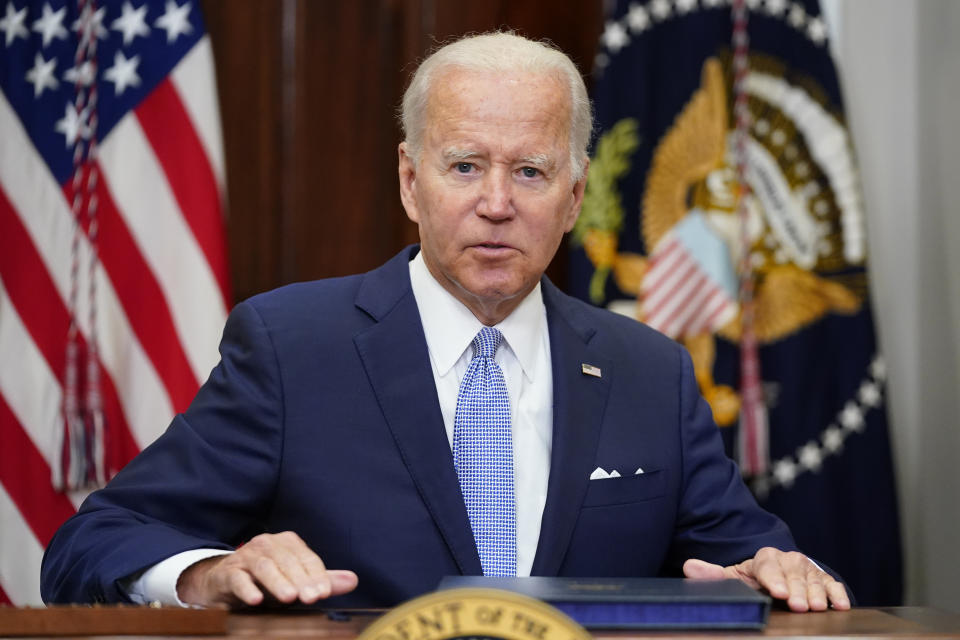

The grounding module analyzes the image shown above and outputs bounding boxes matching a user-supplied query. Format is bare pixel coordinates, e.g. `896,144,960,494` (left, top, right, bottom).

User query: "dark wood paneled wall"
202,0,604,304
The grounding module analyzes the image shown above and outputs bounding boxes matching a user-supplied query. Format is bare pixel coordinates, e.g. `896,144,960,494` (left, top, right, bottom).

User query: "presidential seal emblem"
577,53,866,429
570,0,902,605
357,588,591,640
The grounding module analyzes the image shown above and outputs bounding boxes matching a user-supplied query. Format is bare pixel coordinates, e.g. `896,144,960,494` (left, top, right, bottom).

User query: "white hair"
400,31,593,181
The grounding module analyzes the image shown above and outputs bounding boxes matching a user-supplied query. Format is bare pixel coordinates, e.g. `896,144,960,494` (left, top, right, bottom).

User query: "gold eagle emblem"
577,56,865,426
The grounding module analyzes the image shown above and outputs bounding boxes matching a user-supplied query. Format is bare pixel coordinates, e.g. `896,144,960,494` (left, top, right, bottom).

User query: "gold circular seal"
358,588,592,640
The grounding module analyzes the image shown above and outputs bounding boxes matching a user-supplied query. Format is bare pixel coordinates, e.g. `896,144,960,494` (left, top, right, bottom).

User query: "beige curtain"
826,0,960,611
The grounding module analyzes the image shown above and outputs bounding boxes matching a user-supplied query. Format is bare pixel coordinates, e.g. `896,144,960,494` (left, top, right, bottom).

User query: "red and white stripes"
642,235,737,339
0,34,228,605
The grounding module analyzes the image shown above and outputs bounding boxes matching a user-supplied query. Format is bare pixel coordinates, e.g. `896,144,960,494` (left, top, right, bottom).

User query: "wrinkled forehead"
424,66,572,135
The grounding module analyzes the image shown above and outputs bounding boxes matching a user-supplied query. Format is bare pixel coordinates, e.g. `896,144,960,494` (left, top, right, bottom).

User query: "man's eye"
520,167,540,178
455,162,474,173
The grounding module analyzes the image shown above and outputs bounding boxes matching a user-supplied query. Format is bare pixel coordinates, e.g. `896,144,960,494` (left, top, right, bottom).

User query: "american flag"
0,0,229,605
640,214,738,339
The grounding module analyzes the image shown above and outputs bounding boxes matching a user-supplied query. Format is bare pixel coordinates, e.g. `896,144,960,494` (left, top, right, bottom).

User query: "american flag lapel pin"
581,363,602,378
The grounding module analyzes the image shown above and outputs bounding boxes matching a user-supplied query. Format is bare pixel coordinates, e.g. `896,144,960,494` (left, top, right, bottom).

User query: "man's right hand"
176,531,359,607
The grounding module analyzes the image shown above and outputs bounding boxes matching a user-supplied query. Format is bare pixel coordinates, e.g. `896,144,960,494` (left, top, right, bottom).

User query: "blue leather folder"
437,576,771,630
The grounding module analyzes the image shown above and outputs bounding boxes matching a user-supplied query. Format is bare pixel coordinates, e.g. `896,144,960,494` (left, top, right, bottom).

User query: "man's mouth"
472,242,514,250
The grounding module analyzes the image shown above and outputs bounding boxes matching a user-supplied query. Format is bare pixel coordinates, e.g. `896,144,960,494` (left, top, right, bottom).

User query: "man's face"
398,67,587,325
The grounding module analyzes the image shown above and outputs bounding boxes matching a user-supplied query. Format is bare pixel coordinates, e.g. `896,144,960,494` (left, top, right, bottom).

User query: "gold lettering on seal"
359,589,590,640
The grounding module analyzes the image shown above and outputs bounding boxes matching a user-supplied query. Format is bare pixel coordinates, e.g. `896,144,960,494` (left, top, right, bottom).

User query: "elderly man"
41,32,849,613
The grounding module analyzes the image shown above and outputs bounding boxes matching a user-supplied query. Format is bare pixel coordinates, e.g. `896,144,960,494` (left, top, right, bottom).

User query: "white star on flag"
807,16,827,45
651,0,672,21
822,425,845,454
72,4,108,43
104,50,142,95
602,20,628,52
765,0,787,16
0,2,28,47
64,60,96,87
858,381,882,408
54,101,90,147
752,475,771,500
840,402,865,432
594,52,609,71
798,442,823,472
773,459,797,488
31,2,67,48
676,0,698,14
788,3,806,28
25,52,59,97
112,1,151,46
627,3,650,33
155,0,193,43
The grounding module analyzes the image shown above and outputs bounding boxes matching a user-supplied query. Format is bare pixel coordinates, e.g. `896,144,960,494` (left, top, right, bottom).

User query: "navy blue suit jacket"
41,246,796,606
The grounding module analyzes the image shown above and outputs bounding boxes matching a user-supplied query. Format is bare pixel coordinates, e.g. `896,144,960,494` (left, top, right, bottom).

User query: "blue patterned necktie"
453,327,516,576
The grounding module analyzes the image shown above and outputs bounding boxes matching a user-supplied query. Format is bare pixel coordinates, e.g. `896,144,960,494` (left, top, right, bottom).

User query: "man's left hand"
682,547,851,612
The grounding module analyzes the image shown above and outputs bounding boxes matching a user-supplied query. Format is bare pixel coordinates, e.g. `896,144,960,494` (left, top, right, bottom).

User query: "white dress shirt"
127,252,554,605
408,252,553,576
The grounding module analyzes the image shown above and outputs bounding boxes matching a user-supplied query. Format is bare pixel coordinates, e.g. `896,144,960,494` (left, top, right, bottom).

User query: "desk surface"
2,607,958,639
208,607,960,640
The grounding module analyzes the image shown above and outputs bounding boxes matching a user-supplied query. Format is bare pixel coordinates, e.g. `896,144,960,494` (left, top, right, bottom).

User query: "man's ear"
398,142,420,224
564,157,590,232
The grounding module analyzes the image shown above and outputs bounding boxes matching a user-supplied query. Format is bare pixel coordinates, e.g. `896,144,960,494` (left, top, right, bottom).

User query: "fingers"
749,547,792,602
682,558,728,580
328,569,360,596
223,565,264,606
825,576,852,610
803,574,828,612
687,548,852,613
248,548,304,603
179,531,358,608
240,531,338,604
684,556,762,589
747,547,850,612
296,543,335,599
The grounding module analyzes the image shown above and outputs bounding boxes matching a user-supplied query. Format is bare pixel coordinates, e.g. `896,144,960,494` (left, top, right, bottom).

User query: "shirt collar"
409,251,545,381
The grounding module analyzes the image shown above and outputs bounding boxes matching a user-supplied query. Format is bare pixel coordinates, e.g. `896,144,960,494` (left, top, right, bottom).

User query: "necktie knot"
473,327,503,359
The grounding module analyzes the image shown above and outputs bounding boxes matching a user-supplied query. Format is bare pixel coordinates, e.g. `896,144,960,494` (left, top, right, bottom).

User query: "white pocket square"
590,467,610,480
590,466,643,479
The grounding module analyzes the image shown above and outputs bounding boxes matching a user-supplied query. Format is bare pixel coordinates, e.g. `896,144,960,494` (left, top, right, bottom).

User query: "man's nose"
476,170,515,220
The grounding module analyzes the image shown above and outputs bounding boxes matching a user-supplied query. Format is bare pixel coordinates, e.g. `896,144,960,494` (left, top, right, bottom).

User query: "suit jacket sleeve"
665,347,797,572
41,301,284,604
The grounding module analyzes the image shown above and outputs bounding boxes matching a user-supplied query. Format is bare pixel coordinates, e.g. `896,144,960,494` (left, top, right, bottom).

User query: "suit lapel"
353,248,482,575
531,281,612,576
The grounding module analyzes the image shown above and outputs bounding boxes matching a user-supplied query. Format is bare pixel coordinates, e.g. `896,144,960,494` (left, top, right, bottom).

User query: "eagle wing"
642,57,730,250
718,264,862,343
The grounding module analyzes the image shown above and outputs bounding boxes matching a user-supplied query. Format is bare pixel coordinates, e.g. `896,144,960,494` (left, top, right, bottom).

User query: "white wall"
827,0,960,611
